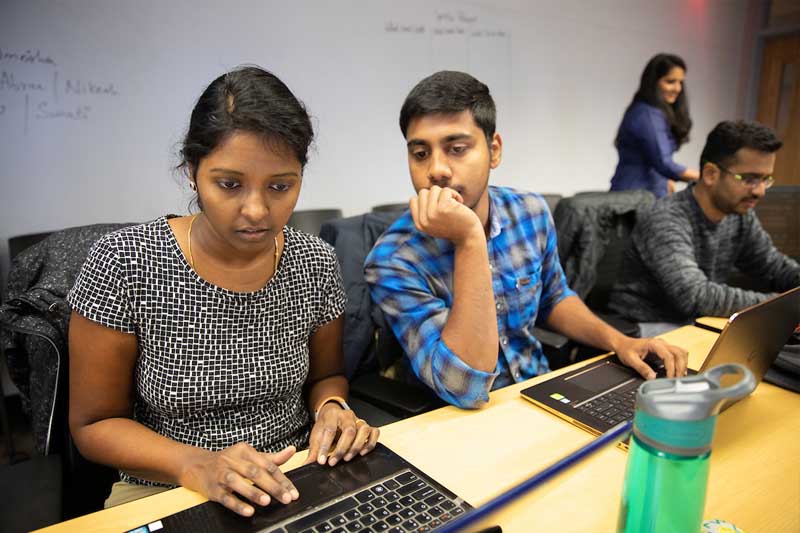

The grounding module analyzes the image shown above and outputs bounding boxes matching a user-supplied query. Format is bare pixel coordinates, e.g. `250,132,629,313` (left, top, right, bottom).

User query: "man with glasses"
609,120,799,336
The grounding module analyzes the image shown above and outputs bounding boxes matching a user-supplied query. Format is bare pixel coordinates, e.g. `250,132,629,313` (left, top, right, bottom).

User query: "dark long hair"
177,65,314,209
616,53,692,147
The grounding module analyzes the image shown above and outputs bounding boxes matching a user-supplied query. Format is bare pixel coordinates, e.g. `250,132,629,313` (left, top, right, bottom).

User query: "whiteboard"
0,0,749,257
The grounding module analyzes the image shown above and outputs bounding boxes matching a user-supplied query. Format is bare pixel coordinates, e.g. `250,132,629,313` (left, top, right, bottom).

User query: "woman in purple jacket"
610,53,699,198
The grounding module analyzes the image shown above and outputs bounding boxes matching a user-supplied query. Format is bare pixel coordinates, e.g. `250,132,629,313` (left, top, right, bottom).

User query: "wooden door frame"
746,3,800,120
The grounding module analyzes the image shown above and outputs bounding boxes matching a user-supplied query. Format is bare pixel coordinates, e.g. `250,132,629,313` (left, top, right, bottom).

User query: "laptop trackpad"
567,361,638,394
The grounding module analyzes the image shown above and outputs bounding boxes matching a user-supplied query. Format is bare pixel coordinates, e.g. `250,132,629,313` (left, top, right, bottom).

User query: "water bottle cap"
637,363,756,421
633,363,756,453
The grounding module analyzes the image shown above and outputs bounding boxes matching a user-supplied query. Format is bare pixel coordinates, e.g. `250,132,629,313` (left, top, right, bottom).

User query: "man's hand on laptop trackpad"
612,336,689,380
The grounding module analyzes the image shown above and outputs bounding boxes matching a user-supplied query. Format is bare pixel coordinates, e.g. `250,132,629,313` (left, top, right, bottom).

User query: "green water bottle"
617,363,756,533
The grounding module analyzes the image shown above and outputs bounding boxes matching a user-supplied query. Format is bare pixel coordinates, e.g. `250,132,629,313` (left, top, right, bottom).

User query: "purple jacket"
610,101,686,198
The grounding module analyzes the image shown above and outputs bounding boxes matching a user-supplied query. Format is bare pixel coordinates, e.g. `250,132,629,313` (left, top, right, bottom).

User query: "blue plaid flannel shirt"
365,186,576,408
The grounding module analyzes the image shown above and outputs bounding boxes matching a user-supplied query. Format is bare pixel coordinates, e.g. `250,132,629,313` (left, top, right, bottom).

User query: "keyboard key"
429,519,441,528
360,515,377,525
411,488,436,501
439,513,452,523
384,492,400,502
387,515,402,525
424,493,445,506
452,507,465,516
428,506,443,517
373,522,389,532
387,502,402,513
372,497,387,508
395,472,418,485
286,497,358,533
388,528,404,533
331,516,347,526
345,523,363,532
397,480,426,496
372,485,387,495
344,510,361,520
356,490,376,503
398,508,415,519
399,496,415,507
383,480,400,491
411,502,428,512
331,529,345,533
416,512,432,523
316,524,334,532
374,508,390,519
401,519,419,530
358,504,375,514
440,501,456,511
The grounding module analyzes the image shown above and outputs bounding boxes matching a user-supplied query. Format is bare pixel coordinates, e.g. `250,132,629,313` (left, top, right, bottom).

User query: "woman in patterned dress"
67,66,379,516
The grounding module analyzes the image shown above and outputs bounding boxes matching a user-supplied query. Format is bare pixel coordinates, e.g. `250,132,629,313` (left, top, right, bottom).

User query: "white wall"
0,0,751,284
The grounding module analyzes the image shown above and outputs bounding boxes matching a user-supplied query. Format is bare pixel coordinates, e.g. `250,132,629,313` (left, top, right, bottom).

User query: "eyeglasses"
706,161,775,189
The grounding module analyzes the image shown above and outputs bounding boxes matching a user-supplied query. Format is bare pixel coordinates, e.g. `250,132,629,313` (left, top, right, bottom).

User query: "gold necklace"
187,214,281,278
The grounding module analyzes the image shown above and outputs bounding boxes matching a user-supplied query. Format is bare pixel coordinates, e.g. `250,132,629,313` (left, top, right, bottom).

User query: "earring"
189,181,197,191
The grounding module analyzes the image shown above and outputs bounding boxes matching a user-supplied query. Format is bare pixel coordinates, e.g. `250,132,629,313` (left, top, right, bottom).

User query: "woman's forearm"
307,375,349,415
679,168,700,182
72,417,210,486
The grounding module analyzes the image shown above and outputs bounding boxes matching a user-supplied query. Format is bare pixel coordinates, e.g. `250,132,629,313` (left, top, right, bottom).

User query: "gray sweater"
609,187,800,324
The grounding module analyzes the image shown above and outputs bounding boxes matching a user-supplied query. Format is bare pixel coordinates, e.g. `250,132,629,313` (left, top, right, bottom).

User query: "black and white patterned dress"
68,216,346,486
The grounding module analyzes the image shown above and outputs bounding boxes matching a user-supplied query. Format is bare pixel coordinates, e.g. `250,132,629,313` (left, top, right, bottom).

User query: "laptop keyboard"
575,384,638,426
272,469,467,533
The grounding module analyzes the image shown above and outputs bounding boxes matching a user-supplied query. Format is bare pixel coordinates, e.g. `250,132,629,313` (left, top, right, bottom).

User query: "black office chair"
754,184,800,260
371,203,408,214
542,190,655,366
1,230,61,532
8,231,55,262
319,212,444,423
539,194,563,214
1,231,56,463
1,224,134,525
287,209,343,236
0,453,63,532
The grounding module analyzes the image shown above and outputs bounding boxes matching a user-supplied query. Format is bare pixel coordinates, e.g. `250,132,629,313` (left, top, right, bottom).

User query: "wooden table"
36,326,800,532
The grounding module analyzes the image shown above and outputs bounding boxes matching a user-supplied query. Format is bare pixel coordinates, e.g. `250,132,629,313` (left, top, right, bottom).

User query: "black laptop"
125,443,471,533
124,423,634,533
520,286,800,437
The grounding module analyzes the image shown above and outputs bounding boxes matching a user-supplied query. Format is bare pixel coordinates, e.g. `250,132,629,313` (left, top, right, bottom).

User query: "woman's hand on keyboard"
179,443,300,517
306,403,380,467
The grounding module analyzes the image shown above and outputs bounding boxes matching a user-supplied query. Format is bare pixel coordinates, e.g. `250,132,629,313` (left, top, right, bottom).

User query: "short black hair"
178,65,314,178
399,71,496,143
700,120,782,169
